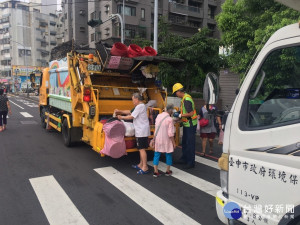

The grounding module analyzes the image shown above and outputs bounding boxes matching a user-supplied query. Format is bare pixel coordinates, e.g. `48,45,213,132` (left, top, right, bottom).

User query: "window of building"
151,13,162,24
91,33,95,42
168,13,186,25
41,51,49,57
105,5,110,14
17,4,29,11
188,0,202,8
64,13,67,19
208,5,216,19
80,27,85,33
105,28,110,36
41,41,47,47
141,8,145,20
1,60,11,65
138,27,146,38
1,49,9,55
188,20,201,28
19,49,31,56
207,23,215,37
117,5,136,16
97,32,101,41
90,11,96,20
125,29,135,39
0,38,10,44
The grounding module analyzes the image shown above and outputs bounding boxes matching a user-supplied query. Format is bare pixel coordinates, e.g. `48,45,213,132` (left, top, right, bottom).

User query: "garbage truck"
214,1,300,224
39,41,182,156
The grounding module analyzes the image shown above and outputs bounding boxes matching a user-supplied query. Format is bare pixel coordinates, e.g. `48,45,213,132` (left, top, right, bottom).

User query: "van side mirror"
203,72,219,105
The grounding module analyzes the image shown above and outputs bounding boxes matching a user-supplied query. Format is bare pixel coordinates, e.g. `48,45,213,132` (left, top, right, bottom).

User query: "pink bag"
218,130,224,145
100,120,127,158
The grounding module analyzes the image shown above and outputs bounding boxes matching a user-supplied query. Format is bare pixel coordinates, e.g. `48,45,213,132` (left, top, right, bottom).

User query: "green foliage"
157,17,221,92
131,35,152,48
217,0,300,74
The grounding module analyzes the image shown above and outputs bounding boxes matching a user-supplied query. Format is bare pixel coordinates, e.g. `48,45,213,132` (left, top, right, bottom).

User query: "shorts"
136,137,149,150
200,132,216,139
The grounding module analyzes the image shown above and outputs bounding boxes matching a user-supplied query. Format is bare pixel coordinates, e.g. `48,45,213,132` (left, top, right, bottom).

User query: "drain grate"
20,121,38,125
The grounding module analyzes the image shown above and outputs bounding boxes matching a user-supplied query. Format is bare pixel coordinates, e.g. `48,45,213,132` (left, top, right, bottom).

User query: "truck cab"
215,21,300,225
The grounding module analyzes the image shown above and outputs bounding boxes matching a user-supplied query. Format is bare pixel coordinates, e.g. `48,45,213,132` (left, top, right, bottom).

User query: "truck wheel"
62,119,72,147
40,107,47,129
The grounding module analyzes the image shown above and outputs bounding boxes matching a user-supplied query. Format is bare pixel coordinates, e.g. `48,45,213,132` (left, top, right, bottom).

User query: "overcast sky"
0,0,62,10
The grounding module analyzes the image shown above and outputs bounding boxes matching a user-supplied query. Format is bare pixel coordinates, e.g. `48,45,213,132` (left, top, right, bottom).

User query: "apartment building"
61,0,88,47
61,0,222,48
0,0,60,90
87,0,223,47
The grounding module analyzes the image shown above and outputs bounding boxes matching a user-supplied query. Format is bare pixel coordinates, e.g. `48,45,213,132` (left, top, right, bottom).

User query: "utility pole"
123,0,125,43
153,0,158,51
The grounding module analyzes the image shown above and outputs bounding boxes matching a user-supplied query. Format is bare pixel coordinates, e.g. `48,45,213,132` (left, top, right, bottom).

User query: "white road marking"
14,99,38,107
94,167,200,225
20,112,33,118
29,175,89,225
195,156,219,170
147,161,220,197
9,100,24,109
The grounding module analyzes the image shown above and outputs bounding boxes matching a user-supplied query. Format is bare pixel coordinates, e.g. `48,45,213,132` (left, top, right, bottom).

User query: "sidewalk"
179,127,222,161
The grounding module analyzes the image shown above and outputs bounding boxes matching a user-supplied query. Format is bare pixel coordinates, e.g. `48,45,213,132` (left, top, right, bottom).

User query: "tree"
217,0,300,74
157,17,221,92
129,17,222,92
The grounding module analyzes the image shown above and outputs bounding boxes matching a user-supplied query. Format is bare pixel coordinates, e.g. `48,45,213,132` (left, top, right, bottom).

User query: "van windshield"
248,46,300,127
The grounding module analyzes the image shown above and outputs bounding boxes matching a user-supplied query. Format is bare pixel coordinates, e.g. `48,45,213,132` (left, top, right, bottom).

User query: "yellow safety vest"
180,93,197,127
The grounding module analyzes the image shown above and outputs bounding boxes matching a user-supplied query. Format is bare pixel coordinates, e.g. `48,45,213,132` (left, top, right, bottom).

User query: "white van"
214,3,300,225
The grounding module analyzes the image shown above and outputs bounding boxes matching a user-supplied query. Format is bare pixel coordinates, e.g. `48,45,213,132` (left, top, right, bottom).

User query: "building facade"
61,0,223,47
61,0,88,47
0,0,60,89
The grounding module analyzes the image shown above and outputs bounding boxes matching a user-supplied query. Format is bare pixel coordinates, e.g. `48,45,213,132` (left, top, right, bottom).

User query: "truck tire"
62,119,72,147
40,107,47,129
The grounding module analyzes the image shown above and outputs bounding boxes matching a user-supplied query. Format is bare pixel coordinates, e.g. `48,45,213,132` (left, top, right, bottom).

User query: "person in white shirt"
115,93,150,174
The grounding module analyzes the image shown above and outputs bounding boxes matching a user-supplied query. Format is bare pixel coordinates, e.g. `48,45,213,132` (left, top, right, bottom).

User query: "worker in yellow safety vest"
172,83,197,169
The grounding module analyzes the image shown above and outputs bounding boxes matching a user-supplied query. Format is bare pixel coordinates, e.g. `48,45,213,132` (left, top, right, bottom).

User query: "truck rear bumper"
216,190,229,224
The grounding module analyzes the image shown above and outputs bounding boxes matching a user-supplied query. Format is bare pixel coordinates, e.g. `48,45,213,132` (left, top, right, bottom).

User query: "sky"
0,0,62,10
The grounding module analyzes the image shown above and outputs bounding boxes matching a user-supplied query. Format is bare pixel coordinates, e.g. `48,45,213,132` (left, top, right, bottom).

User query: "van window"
247,46,300,128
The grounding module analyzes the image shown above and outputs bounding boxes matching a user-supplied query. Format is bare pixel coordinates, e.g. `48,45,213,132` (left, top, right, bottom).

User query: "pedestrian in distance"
115,93,150,174
0,88,12,132
199,104,222,156
152,104,176,177
172,83,198,169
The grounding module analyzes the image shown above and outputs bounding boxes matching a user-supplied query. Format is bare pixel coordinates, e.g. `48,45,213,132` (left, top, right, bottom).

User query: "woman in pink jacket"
153,104,176,177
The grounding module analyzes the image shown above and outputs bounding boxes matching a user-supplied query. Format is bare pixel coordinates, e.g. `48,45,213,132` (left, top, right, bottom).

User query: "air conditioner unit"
79,10,85,16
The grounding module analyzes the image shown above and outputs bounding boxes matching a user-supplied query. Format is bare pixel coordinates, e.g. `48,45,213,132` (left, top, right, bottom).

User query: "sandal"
209,149,214,155
131,165,141,170
137,169,149,175
199,152,205,157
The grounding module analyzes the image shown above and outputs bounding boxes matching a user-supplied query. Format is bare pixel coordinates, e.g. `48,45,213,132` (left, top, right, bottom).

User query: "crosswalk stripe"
147,161,220,197
195,156,219,170
20,112,33,118
29,175,89,225
9,100,24,109
94,167,200,225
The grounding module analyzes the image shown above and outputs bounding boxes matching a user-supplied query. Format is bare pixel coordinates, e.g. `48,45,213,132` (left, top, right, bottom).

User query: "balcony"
169,14,187,26
169,2,203,18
